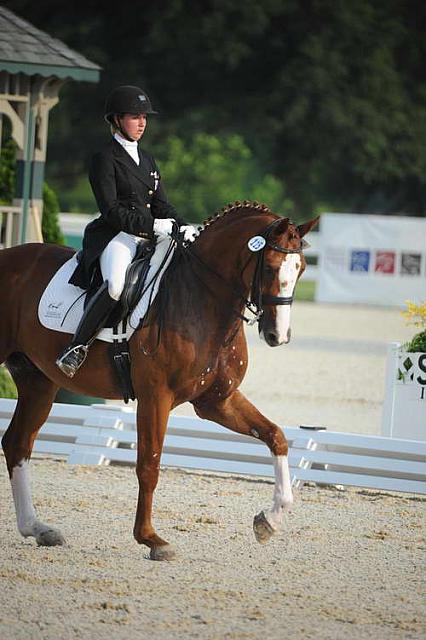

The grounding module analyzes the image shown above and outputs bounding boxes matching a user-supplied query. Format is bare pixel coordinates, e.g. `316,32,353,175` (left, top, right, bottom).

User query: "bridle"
181,217,308,326
241,217,308,325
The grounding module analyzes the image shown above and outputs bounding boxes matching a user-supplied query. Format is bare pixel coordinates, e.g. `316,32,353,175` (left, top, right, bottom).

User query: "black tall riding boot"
56,282,118,378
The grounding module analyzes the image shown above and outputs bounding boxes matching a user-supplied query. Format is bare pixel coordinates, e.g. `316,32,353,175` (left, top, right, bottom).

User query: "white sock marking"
264,455,294,530
11,459,39,536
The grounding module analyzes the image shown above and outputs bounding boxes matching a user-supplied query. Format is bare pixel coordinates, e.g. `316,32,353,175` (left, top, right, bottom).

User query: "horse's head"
256,216,319,346
189,202,319,347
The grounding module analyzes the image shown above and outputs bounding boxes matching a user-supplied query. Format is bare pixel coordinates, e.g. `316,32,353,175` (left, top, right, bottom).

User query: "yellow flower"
401,300,426,329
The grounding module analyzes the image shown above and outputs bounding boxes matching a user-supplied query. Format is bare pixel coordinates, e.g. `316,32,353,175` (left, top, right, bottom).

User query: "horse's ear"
297,216,320,238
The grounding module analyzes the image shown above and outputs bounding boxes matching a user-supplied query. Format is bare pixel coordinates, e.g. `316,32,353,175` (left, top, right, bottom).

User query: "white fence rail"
1,399,425,494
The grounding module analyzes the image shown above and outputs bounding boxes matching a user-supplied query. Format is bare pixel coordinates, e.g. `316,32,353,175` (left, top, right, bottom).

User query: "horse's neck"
170,212,275,330
194,213,274,281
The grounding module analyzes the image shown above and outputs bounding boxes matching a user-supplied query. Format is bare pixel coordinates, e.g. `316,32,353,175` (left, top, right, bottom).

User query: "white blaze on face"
275,253,301,343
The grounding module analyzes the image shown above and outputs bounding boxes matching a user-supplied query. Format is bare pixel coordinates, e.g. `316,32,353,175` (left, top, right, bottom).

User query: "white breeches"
100,232,140,300
99,231,174,302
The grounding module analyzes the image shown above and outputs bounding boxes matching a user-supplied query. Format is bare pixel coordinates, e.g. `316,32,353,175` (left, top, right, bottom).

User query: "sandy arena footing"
1,301,424,639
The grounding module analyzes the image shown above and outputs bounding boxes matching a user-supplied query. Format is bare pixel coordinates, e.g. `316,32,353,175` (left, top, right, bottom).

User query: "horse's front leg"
133,389,175,561
193,390,293,544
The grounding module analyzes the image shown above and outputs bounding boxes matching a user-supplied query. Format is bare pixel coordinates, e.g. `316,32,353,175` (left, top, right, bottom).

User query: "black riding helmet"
104,85,158,124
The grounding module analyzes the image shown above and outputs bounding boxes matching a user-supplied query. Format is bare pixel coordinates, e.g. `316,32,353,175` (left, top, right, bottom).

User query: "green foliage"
0,366,17,399
42,182,65,245
4,0,426,216
55,175,97,213
156,133,294,222
405,331,426,353
0,138,17,204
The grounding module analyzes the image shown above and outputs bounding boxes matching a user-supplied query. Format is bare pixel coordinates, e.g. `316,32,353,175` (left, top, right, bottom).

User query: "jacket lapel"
112,138,154,189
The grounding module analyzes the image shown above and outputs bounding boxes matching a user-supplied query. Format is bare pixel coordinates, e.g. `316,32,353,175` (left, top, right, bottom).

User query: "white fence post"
382,342,400,437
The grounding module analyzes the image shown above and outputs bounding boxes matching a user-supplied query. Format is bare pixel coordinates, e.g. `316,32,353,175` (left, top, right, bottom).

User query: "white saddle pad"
38,247,174,343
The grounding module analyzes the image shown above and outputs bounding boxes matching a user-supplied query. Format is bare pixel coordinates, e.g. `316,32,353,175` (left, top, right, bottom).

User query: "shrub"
0,138,17,204
42,182,65,245
0,365,17,399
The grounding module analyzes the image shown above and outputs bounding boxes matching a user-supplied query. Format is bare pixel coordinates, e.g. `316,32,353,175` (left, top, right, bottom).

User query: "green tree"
5,0,426,215
0,138,17,204
42,182,65,245
156,133,294,222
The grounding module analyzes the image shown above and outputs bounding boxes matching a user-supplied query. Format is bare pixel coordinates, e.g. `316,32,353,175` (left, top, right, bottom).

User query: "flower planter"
382,343,426,440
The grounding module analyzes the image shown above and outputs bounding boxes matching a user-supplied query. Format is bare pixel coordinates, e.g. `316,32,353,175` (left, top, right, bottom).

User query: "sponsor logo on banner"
374,251,395,274
400,252,422,276
350,250,370,272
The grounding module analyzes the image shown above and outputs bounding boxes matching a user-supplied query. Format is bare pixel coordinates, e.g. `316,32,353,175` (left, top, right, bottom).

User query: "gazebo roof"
0,6,101,82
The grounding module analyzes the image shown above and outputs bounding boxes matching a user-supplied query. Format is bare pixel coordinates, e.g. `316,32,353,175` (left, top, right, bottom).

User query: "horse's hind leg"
193,389,293,544
1,354,64,546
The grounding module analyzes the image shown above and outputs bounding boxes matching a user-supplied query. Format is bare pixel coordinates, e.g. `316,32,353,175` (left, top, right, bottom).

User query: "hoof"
253,511,275,544
149,544,176,561
36,528,66,547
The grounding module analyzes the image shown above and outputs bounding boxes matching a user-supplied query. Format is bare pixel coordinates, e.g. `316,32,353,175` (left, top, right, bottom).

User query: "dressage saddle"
82,240,155,404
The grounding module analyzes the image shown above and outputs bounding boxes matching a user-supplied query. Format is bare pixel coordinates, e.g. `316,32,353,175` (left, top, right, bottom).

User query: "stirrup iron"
56,344,89,378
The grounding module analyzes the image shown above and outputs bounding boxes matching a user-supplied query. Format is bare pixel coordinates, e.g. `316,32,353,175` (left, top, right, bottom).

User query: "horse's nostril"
267,332,278,344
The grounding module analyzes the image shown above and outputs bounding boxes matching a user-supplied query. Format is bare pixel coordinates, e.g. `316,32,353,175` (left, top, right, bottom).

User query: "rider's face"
117,113,147,141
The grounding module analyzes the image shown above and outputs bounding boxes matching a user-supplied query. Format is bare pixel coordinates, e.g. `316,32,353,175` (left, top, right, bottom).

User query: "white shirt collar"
114,132,138,148
114,132,140,165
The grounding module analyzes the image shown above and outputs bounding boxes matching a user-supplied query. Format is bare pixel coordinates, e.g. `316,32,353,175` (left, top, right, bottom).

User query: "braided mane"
198,200,272,235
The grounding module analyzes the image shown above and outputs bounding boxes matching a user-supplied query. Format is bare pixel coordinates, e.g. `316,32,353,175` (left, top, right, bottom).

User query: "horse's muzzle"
261,326,291,347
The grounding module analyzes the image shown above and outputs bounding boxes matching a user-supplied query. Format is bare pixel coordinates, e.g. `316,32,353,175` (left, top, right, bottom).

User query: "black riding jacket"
69,137,185,290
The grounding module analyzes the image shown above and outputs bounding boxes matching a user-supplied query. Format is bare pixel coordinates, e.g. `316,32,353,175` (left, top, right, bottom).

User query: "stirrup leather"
56,344,89,378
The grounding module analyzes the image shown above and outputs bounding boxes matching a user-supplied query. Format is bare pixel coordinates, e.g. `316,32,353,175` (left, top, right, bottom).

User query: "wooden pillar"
18,77,65,243
0,74,64,245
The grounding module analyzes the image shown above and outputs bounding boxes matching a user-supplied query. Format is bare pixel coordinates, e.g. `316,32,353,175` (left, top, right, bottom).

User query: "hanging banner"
316,214,426,306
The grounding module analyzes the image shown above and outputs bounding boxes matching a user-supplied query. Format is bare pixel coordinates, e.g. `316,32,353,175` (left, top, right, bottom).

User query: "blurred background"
2,0,426,224
0,0,425,414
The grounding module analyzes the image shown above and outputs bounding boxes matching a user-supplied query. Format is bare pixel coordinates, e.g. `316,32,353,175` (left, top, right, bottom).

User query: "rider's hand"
180,225,200,243
153,218,176,238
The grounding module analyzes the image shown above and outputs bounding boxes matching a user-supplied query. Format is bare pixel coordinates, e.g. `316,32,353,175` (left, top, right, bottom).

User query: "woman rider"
56,85,198,378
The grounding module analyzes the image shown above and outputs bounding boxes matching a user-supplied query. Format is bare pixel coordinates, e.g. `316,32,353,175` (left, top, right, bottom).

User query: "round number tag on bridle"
248,236,266,252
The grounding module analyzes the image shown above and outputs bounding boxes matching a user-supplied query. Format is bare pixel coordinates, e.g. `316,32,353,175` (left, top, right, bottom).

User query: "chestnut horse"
0,201,318,560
